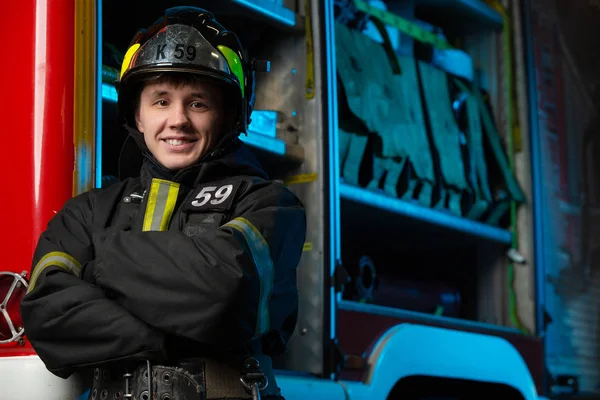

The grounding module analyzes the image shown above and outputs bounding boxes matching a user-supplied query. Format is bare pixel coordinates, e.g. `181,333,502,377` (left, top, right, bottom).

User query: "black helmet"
117,6,260,134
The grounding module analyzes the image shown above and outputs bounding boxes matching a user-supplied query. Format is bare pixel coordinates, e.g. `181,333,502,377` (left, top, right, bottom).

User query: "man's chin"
159,157,199,171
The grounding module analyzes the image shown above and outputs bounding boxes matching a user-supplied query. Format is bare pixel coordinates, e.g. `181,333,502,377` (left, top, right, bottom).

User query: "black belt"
88,355,281,400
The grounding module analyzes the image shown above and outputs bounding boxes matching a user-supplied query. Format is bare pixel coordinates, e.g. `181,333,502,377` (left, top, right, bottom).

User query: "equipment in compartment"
475,87,526,224
451,77,493,220
346,255,377,303
418,61,468,215
374,277,462,317
334,12,525,226
335,21,437,206
334,0,371,32
342,254,462,318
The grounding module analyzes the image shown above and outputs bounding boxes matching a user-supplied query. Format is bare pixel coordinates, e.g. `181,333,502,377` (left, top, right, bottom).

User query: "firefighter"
20,6,306,400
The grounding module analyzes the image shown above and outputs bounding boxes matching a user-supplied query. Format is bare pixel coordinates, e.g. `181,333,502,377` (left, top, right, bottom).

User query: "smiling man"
21,6,306,400
135,77,227,170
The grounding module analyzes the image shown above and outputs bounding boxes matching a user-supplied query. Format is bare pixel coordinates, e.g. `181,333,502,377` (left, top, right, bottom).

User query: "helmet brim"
121,65,241,91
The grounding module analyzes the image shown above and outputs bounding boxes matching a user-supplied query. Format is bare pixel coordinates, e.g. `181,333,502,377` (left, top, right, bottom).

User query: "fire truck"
4,0,590,399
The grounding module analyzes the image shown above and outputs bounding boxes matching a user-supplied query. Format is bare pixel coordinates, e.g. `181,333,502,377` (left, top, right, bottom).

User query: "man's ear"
135,109,144,133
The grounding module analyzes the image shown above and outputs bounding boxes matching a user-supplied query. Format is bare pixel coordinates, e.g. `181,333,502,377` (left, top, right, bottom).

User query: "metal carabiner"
240,357,268,400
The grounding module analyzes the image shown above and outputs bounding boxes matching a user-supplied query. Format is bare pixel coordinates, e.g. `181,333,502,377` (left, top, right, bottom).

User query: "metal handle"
0,271,28,344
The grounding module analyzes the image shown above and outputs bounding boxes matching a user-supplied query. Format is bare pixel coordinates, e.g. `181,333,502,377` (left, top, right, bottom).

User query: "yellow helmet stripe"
120,43,141,80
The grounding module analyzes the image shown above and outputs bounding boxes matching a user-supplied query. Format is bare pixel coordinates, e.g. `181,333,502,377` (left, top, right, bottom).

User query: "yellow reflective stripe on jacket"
27,251,82,293
224,217,274,335
143,178,180,232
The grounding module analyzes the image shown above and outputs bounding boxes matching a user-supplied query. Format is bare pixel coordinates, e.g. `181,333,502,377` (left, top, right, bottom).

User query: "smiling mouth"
162,138,197,146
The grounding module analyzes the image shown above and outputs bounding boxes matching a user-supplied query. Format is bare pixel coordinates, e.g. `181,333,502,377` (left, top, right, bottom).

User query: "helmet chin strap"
206,126,243,159
123,124,158,160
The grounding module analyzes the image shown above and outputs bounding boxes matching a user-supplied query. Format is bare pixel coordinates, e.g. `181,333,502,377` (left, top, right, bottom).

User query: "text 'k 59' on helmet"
116,6,270,135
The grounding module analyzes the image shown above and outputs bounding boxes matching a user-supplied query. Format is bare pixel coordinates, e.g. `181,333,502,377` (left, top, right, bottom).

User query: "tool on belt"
88,355,280,400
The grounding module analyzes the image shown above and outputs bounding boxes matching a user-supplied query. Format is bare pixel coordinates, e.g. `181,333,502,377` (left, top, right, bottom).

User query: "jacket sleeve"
20,192,166,378
92,181,306,349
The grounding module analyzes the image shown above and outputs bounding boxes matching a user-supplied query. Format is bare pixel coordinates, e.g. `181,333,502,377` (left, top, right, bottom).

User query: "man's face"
135,79,224,171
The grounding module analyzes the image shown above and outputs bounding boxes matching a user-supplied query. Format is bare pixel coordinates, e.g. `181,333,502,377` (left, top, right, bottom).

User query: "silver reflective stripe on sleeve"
27,251,83,293
224,217,274,335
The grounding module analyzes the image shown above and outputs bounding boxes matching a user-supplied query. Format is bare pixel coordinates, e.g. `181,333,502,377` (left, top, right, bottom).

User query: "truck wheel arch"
351,323,538,400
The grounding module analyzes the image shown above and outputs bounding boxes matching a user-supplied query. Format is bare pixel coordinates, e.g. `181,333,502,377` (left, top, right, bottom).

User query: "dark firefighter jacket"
20,140,307,378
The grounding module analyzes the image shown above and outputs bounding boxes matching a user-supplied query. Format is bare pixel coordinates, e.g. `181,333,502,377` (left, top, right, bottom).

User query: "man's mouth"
163,138,197,147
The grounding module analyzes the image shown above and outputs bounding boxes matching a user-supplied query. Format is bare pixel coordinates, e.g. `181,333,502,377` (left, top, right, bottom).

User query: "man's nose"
169,103,191,129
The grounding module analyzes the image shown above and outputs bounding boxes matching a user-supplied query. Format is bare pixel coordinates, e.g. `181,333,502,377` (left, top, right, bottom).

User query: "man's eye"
154,100,168,106
191,102,206,109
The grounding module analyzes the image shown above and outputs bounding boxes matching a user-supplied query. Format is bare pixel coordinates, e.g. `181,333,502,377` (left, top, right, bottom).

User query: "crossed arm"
21,184,306,378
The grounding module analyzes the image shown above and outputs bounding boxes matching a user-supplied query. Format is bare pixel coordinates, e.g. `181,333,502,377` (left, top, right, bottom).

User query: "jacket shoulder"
233,176,305,213
58,178,140,224
89,178,140,203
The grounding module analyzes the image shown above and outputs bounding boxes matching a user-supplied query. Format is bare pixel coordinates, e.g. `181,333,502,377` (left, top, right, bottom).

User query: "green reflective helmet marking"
217,45,245,99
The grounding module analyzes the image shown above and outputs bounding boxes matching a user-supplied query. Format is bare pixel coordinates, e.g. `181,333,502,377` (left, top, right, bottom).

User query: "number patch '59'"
186,182,240,211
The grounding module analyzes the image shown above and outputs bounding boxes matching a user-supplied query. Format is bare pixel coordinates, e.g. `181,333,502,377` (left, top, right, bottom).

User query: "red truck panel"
0,0,75,356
